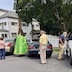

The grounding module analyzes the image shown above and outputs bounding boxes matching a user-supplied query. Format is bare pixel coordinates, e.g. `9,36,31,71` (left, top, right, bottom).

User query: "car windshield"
66,33,72,40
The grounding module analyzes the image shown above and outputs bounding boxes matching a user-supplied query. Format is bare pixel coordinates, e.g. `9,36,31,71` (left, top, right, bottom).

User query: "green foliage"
14,0,72,35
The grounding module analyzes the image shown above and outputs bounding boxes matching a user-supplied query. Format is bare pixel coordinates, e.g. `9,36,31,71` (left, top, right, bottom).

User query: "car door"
66,33,72,56
64,33,71,55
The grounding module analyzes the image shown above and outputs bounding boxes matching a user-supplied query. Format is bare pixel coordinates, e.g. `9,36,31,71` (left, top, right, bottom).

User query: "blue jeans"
0,48,5,59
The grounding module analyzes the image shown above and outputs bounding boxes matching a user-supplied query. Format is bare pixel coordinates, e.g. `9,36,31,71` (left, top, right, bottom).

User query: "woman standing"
0,37,5,60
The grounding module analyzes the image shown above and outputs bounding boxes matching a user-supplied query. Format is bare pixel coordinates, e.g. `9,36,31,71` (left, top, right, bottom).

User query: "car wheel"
28,54,31,57
46,53,52,58
28,52,32,57
10,47,14,54
69,56,72,65
69,49,72,65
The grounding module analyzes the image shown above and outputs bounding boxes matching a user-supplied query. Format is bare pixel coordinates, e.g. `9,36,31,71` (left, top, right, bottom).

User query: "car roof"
4,38,14,40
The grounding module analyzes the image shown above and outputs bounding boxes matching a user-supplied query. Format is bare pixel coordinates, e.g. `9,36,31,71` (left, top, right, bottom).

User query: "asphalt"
0,52,72,72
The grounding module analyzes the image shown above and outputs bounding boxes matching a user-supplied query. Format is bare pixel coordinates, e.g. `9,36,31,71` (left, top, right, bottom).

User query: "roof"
0,9,18,19
0,8,8,12
0,29,9,32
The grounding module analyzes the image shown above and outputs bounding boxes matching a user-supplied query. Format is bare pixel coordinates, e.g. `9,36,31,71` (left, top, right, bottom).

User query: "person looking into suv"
58,32,67,60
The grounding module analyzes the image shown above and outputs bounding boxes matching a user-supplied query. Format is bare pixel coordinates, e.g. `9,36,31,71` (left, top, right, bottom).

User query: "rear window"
28,43,34,46
4,39,13,43
28,43,39,45
34,44,39,47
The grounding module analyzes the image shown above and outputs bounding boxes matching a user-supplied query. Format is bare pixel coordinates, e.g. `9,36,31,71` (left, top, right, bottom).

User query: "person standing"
0,37,5,60
14,29,28,56
39,30,48,64
58,32,67,60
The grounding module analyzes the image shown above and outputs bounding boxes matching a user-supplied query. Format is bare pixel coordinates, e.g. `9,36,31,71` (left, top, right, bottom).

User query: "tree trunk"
18,18,22,29
53,11,68,31
61,22,68,32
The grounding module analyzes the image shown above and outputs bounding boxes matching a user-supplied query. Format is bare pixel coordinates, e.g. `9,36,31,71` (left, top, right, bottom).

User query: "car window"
4,39,13,43
66,33,72,40
34,44,39,47
28,43,34,46
68,33,72,40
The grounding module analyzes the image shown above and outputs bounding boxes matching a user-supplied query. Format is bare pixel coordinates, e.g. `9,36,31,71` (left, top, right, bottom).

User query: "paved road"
0,52,72,72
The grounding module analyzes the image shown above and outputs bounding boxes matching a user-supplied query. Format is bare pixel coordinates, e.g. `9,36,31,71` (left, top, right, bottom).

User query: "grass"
53,48,59,52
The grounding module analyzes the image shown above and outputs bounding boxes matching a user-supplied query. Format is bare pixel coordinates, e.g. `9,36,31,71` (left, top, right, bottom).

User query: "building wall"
0,18,9,30
0,18,18,38
22,23,32,40
8,18,18,38
32,21,40,30
22,19,40,41
32,19,40,30
0,10,40,40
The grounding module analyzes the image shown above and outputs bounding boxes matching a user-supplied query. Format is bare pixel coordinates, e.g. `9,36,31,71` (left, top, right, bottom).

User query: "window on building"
22,22,28,26
4,22,6,25
22,24,25,26
2,34,4,38
0,22,6,26
11,33,17,38
2,34,7,38
11,22,17,25
32,25,34,27
22,24,28,26
36,24,39,27
5,34,7,37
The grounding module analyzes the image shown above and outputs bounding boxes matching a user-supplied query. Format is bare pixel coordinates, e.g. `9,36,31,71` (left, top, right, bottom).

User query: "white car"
64,33,72,65
4,38,14,53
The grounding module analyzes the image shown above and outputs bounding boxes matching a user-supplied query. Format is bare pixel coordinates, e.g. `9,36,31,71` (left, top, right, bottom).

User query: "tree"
47,0,72,32
32,0,63,35
14,0,72,35
14,0,35,37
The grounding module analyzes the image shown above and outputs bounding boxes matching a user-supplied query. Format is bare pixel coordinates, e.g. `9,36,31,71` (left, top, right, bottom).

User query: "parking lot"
0,52,72,72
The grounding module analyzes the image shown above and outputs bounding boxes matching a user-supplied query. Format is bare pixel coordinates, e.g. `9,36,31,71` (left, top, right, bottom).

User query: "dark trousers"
0,48,5,59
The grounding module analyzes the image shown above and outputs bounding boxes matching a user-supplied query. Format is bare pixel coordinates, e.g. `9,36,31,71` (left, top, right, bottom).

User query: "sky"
0,0,14,11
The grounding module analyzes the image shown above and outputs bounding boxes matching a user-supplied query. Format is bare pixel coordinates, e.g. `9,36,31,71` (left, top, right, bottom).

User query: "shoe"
57,58,64,61
40,62,47,64
0,58,2,60
44,62,47,64
61,58,65,60
2,58,5,60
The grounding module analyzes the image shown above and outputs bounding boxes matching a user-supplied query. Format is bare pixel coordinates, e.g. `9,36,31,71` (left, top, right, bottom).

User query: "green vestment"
14,34,28,55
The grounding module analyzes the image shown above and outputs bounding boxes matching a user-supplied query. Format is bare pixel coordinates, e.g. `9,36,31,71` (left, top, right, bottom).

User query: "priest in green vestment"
14,34,28,55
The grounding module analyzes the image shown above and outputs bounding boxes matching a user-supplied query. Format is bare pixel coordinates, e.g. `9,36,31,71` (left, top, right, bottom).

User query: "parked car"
28,42,53,58
4,38,14,53
6,38,31,54
64,32,72,65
